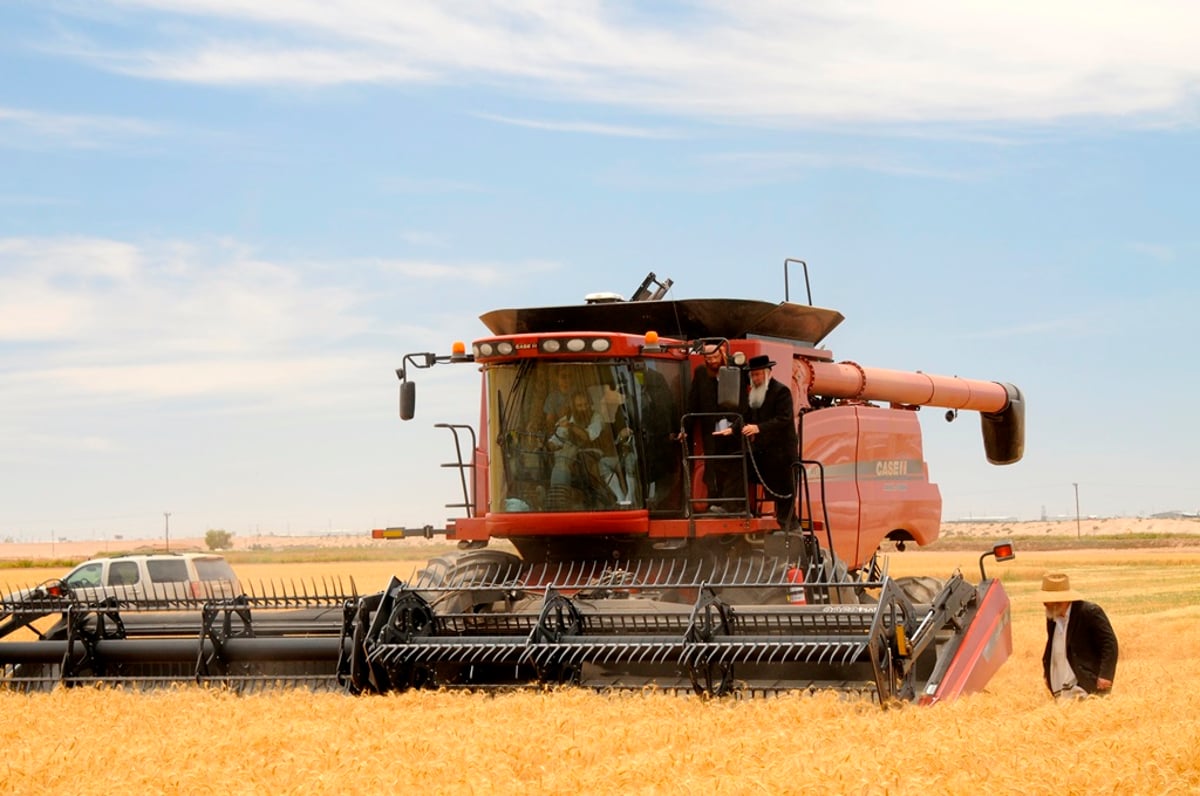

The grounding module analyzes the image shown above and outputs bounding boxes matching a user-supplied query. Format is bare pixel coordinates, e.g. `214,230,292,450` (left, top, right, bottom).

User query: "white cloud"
0,238,354,352
48,1,1200,127
0,238,372,407
127,45,432,85
0,236,564,410
19,433,118,454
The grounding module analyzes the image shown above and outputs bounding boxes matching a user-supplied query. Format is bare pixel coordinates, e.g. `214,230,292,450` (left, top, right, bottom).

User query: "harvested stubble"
3,550,1200,795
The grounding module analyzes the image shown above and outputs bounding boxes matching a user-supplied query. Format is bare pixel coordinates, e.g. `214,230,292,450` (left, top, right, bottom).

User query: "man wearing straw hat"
1036,571,1119,699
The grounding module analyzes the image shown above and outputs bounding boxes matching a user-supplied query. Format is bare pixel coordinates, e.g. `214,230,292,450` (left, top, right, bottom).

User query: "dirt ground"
939,515,1200,538
2,516,1197,561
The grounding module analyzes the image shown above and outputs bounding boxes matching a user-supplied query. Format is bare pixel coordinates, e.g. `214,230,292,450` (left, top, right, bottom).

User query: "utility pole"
1072,483,1081,539
164,512,171,552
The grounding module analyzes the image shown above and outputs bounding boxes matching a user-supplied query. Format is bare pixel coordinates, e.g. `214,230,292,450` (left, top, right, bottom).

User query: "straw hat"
1034,571,1083,603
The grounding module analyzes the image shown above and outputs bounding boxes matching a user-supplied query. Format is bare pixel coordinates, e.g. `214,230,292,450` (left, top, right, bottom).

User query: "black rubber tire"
892,575,943,604
415,549,524,613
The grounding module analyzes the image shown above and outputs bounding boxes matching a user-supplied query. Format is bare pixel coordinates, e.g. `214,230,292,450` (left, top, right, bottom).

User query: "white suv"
55,553,242,603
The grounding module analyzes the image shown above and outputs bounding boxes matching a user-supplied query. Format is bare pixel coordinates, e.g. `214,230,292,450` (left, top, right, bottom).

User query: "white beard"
748,381,768,409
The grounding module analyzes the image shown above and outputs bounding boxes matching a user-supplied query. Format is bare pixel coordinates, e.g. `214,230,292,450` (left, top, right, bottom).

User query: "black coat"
742,378,797,495
1042,600,1119,694
687,366,735,441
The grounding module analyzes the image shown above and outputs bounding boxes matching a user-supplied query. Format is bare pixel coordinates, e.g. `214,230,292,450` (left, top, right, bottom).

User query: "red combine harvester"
0,263,1021,703
367,265,1023,702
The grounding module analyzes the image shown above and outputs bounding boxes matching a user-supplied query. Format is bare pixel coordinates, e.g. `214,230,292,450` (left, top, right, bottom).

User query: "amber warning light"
979,539,1016,580
643,330,661,352
450,341,468,361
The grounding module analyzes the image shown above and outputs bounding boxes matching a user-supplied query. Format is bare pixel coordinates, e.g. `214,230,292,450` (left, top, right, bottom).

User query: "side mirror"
400,380,416,420
716,365,741,410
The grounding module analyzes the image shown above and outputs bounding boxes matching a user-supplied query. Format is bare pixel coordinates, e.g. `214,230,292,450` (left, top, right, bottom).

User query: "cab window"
194,558,237,582
487,359,690,514
107,561,141,587
65,562,103,588
147,559,189,583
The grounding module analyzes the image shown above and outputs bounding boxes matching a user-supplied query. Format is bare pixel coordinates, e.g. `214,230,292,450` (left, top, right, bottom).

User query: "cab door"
800,405,864,567
105,559,146,602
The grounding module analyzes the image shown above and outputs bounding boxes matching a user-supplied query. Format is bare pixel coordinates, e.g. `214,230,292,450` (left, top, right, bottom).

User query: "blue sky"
2,1,1196,542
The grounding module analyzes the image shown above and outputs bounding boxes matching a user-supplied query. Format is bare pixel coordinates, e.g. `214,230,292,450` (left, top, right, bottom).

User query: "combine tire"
416,549,524,614
892,576,943,604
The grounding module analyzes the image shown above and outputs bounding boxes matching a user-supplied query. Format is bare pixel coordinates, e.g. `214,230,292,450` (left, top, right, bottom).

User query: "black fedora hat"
746,354,776,371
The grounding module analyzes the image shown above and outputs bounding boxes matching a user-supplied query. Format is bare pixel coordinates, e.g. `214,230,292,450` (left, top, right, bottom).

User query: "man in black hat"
720,354,797,529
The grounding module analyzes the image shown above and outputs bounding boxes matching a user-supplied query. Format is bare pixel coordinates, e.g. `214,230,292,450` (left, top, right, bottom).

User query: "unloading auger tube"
2,541,1016,702
803,360,1025,465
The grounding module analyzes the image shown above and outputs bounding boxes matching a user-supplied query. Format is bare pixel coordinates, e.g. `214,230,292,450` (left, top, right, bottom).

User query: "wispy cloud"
377,176,489,195
370,257,560,285
476,113,681,139
967,315,1096,340
38,1,1200,127
708,150,978,181
396,230,448,248
1128,241,1176,262
0,194,72,207
111,45,433,86
0,105,161,149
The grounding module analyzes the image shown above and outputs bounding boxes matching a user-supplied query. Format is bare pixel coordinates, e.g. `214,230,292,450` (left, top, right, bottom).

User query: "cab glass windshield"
487,360,683,513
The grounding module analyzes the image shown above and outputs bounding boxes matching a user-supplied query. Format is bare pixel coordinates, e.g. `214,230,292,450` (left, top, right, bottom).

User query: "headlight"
590,338,611,352
566,338,586,352
497,341,514,355
542,339,561,353
477,342,494,356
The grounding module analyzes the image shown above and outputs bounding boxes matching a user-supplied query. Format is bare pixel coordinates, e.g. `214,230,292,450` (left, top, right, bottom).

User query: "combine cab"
1,263,1023,703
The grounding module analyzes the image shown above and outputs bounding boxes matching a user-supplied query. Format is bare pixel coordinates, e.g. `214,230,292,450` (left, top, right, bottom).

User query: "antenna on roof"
630,272,674,302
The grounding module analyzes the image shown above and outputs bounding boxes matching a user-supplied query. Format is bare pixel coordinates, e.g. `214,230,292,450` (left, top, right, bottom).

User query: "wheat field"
2,548,1199,795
